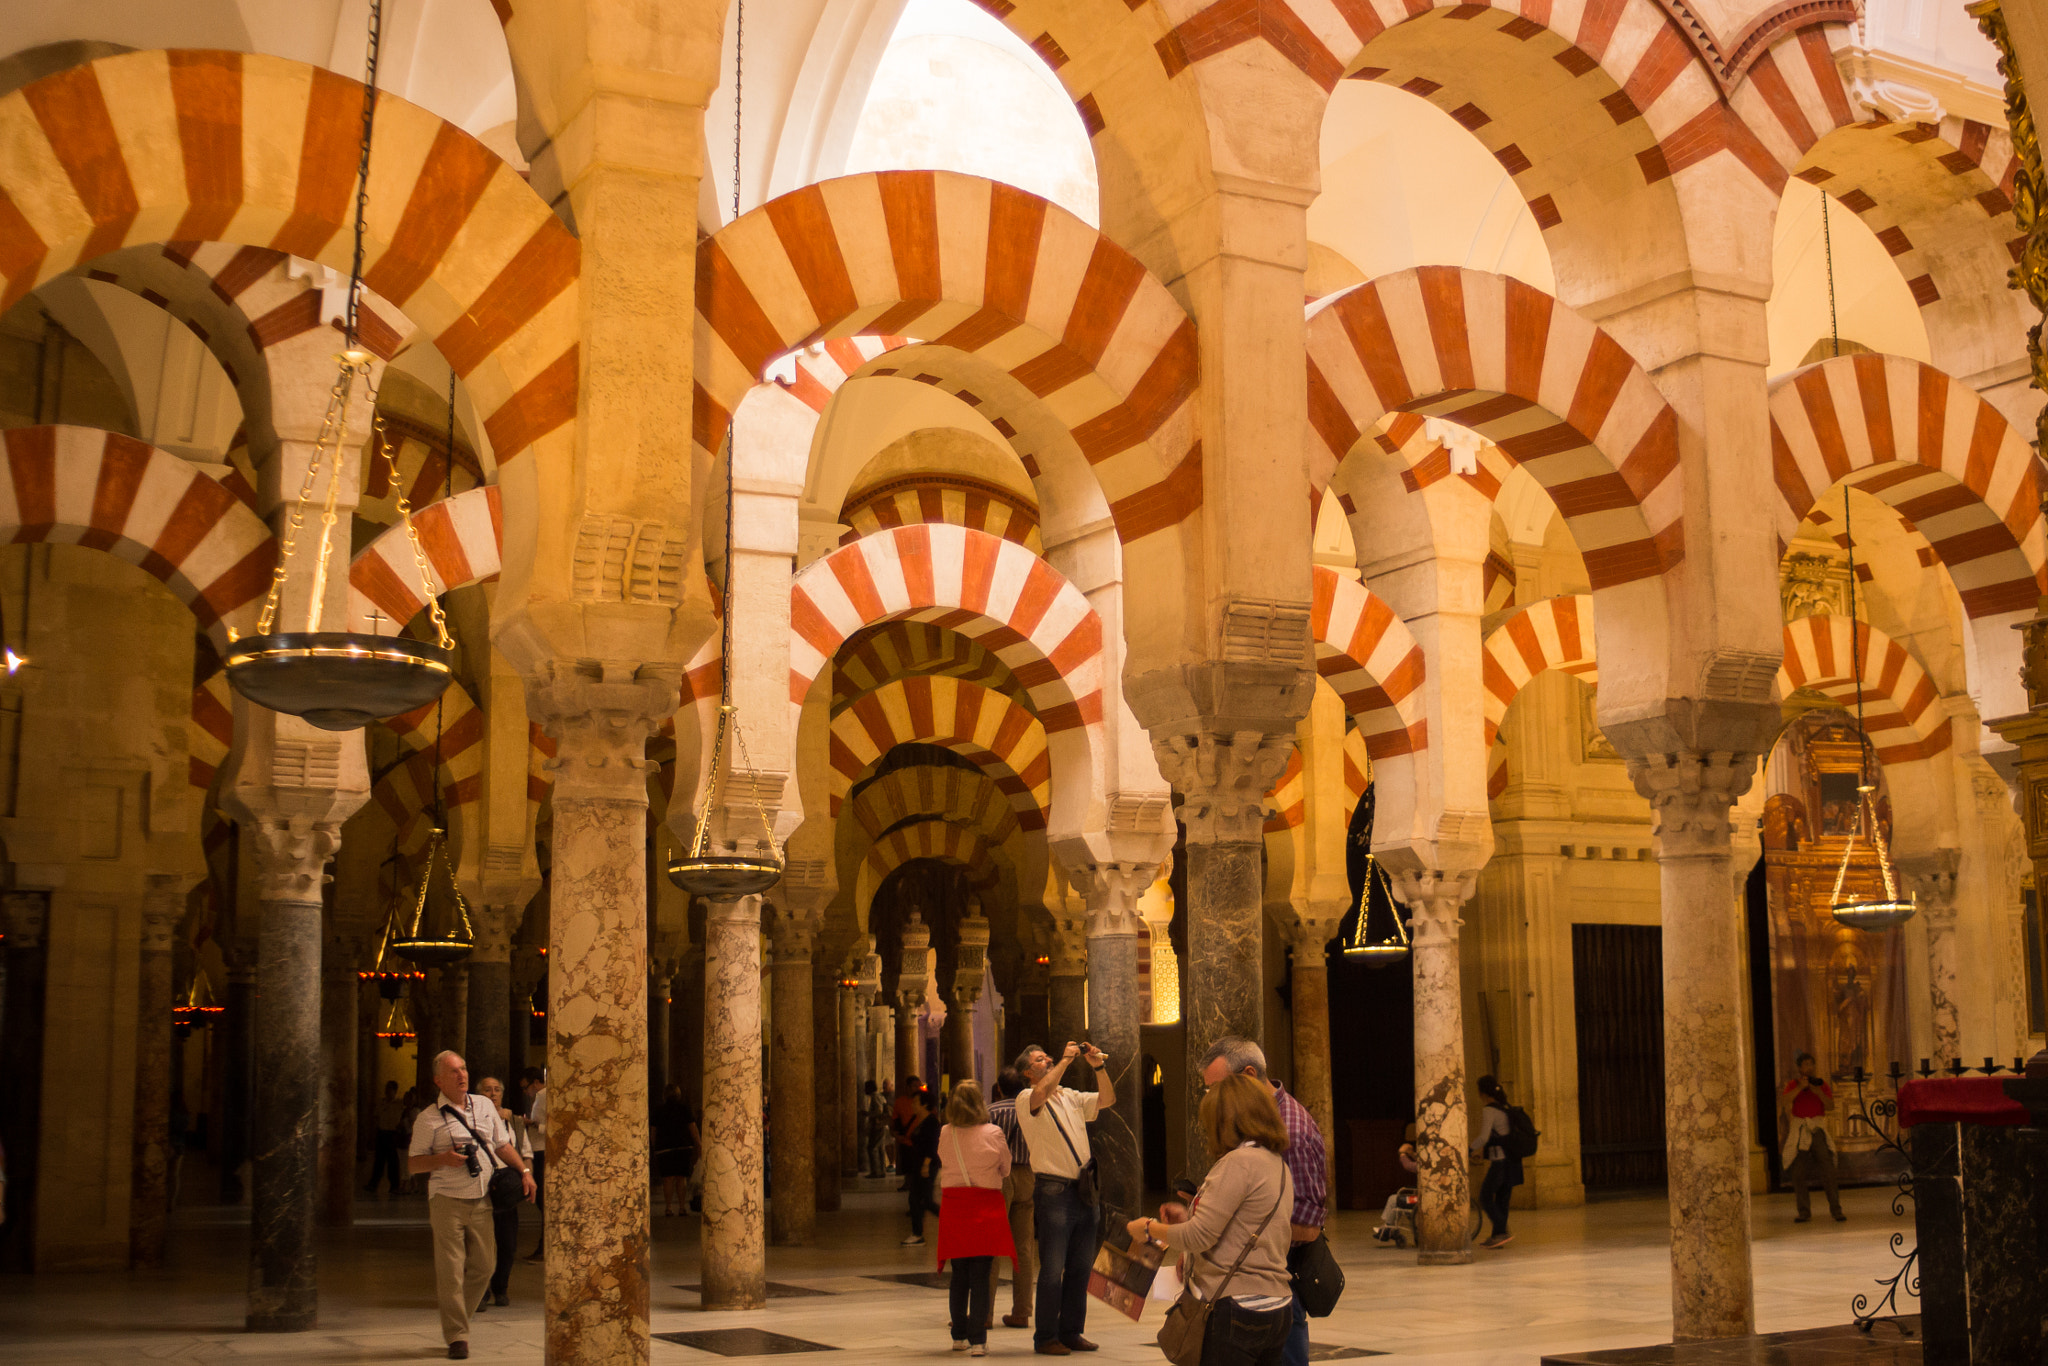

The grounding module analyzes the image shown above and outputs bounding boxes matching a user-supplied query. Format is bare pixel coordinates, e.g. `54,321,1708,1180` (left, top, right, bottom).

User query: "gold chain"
253,359,361,636
364,380,453,649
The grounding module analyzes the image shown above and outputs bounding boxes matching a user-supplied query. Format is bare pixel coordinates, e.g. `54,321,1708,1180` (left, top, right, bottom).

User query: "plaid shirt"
1274,1083,1328,1228
988,1097,1031,1167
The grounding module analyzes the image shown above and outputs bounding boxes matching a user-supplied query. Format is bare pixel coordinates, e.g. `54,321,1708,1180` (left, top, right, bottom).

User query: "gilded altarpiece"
1760,716,1911,1183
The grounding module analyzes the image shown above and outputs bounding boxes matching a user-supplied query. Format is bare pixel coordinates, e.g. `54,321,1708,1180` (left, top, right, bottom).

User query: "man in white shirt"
1014,1040,1113,1356
409,1051,534,1361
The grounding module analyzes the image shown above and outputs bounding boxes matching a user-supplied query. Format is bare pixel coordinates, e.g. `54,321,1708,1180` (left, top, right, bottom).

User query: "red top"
1897,1076,2029,1128
1783,1077,1832,1118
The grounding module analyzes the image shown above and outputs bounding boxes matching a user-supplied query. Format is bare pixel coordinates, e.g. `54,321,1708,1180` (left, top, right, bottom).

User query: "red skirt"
935,1185,1016,1266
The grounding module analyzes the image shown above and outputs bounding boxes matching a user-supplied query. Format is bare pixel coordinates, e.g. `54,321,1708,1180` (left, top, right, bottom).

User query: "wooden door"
1572,923,1667,1192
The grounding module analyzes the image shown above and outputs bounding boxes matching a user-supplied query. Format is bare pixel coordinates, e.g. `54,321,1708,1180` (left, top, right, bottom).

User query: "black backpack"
1502,1105,1540,1159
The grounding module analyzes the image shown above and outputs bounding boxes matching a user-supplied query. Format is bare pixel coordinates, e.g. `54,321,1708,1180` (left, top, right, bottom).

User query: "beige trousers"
1005,1163,1036,1321
429,1194,496,1344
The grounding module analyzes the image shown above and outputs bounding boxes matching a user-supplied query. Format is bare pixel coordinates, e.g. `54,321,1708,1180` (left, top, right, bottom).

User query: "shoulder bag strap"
948,1124,980,1189
1044,1097,1087,1169
1207,1162,1284,1303
440,1101,503,1170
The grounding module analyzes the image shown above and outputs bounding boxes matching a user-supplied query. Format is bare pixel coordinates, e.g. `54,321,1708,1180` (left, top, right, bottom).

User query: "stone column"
679,945,706,1108
1391,871,1476,1266
130,876,188,1268
1014,955,1051,1060
839,978,866,1177
0,892,49,1271
1047,917,1088,1052
464,903,521,1091
948,905,990,1085
510,949,545,1080
1901,853,1962,1065
1630,750,1761,1340
219,958,256,1204
435,962,469,1060
317,928,369,1228
1150,731,1297,1175
767,910,816,1247
1074,865,1154,1222
701,894,766,1307
242,820,344,1331
895,912,931,1086
528,667,676,1360
1285,905,1346,1192
812,957,842,1213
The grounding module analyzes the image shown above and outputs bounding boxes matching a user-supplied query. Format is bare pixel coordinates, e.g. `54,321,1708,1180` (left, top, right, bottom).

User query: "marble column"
1150,732,1295,1176
812,959,842,1214
1392,871,1475,1266
465,904,520,1092
838,976,867,1177
528,667,675,1360
895,912,931,1087
219,960,255,1204
1902,853,1962,1065
1630,750,1760,1340
0,892,49,1271
435,962,469,1060
648,969,673,1098
1048,919,1088,1054
1014,956,1051,1061
767,911,816,1247
510,950,545,1081
130,877,187,1268
244,821,342,1331
1286,907,1346,1193
1075,866,1153,1222
948,906,990,1086
870,1002,896,1089
679,946,706,1108
701,894,766,1308
317,930,368,1228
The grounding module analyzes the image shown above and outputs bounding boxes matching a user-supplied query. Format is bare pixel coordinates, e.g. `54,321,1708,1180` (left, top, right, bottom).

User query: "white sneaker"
902,1235,925,1246
971,1346,986,1357
953,1341,968,1353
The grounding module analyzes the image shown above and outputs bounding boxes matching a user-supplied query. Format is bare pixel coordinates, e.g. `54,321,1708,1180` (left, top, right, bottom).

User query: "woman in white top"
935,1080,1016,1356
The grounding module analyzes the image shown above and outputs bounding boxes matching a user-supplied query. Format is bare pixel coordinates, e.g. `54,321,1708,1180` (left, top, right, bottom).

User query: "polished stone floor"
0,1181,1918,1364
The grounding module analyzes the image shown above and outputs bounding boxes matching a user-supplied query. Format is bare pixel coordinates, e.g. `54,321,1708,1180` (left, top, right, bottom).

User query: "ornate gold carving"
1781,553,1851,622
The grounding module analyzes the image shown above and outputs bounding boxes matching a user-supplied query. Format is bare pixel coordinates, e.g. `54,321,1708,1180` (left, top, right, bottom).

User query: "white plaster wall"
1767,181,1931,376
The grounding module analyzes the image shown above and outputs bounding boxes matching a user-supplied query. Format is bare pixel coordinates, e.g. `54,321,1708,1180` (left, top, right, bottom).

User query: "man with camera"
1014,1040,1112,1356
409,1050,535,1360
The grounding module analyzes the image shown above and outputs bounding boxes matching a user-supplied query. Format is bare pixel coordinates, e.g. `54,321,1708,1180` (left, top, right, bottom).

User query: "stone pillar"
130,876,187,1268
1901,853,1962,1065
1014,955,1051,1060
528,667,676,1360
679,945,706,1108
1047,918,1088,1052
1392,871,1476,1267
317,929,369,1228
510,949,545,1081
895,912,931,1086
242,820,343,1331
839,982,865,1177
701,894,766,1307
1630,750,1761,1340
0,892,48,1271
948,905,990,1085
435,962,469,1060
1074,865,1155,1222
464,903,520,1092
767,911,816,1247
812,958,842,1213
1286,909,1344,1192
1150,731,1296,1175
219,958,256,1204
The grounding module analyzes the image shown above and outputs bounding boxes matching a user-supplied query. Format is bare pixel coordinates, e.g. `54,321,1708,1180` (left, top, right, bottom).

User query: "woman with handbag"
1127,1074,1295,1366
936,1080,1016,1357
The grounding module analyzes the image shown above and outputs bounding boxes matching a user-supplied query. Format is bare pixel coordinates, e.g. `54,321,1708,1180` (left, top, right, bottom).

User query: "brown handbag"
1155,1182,1282,1366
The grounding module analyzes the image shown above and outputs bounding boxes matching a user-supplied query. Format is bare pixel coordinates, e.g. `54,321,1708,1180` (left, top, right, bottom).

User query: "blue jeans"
1201,1297,1293,1366
1032,1176,1098,1345
1280,1296,1308,1366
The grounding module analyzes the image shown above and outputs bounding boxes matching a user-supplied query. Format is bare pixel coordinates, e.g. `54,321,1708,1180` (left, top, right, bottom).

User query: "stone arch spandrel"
1480,594,1599,746
347,485,503,630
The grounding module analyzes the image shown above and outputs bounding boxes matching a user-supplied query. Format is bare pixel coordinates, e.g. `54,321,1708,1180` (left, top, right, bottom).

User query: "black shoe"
493,1291,509,1307
524,1248,544,1261
476,1298,489,1315
1793,1213,1811,1223
448,1344,469,1361
1832,1210,1847,1222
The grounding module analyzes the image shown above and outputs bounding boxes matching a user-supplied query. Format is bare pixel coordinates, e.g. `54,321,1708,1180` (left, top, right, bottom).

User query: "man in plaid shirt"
1198,1037,1327,1366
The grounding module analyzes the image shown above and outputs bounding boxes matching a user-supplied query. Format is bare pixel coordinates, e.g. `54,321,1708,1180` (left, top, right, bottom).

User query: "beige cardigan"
1156,1145,1295,1303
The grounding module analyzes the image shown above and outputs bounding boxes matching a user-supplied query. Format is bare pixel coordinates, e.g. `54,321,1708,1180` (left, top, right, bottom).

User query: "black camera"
455,1142,480,1178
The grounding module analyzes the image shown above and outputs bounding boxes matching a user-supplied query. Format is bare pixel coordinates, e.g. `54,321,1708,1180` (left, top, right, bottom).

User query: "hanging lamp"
390,698,478,965
1340,773,1411,963
669,0,783,900
223,0,455,731
1826,488,1916,931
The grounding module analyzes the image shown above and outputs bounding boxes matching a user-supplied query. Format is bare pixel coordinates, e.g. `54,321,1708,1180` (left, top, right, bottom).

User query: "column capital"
706,893,764,932
1046,912,1089,977
470,901,525,963
1389,869,1475,948
1286,895,1352,953
1626,750,1759,858
1898,850,1961,921
1152,730,1296,846
141,872,200,953
525,661,678,805
896,912,932,1009
952,906,989,1004
1068,861,1158,938
245,819,343,904
769,910,818,965
1,889,48,946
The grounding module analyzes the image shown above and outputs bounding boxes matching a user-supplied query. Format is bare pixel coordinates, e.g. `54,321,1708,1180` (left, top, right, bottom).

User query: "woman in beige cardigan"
1127,1074,1296,1366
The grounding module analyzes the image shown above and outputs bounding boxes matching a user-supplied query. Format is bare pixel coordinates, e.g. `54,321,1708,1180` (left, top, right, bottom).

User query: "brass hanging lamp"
223,0,455,731
1340,767,1411,963
668,0,783,900
1827,489,1916,932
389,697,478,964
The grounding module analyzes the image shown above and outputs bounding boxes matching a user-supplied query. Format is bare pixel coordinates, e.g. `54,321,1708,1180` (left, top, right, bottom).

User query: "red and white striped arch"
828,677,1051,833
776,335,915,413
0,52,579,482
1264,726,1372,834
1481,596,1599,746
1308,566,1426,759
695,172,1198,550
854,819,1003,923
833,621,1034,717
0,426,273,646
190,671,234,791
1769,353,2045,619
348,485,504,630
1307,267,1681,594
846,763,1026,850
1778,615,1949,764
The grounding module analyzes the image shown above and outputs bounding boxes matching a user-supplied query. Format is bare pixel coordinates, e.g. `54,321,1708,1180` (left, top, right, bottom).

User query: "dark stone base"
246,1309,320,1333
1540,1320,1921,1364
1911,1120,2048,1364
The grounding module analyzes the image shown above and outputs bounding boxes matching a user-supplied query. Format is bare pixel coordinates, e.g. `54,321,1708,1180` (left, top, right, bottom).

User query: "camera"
455,1142,480,1178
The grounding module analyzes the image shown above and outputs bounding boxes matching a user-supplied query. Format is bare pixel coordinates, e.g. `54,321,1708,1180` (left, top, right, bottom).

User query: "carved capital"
1047,912,1088,976
470,902,524,962
1153,730,1296,846
1068,861,1156,938
247,818,342,904
141,873,197,954
1388,869,1473,948
525,661,679,805
896,912,931,1009
1626,751,1758,859
769,907,818,964
952,905,989,1001
1899,850,1961,923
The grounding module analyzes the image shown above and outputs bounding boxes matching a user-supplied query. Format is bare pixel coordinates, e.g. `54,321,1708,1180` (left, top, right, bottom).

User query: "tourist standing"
862,1080,889,1178
1014,1041,1113,1356
1197,1037,1329,1366
366,1079,406,1197
1470,1074,1523,1249
1128,1074,1296,1366
903,1090,942,1245
894,1075,925,1186
988,1068,1036,1330
474,1077,530,1311
937,1080,1015,1357
653,1084,699,1217
1780,1052,1845,1223
407,1052,533,1361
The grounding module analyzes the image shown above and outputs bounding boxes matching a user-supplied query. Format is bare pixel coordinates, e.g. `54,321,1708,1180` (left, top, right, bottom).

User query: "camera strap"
440,1099,503,1171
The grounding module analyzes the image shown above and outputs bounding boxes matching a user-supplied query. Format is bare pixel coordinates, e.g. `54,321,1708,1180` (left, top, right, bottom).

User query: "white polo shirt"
408,1091,513,1200
1016,1086,1100,1180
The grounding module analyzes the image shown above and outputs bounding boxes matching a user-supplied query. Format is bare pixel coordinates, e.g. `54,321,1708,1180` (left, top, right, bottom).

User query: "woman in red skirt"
937,1080,1016,1356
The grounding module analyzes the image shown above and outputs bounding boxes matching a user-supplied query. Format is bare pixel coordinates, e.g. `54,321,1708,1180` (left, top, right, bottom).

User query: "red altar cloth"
1896,1075,2030,1128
